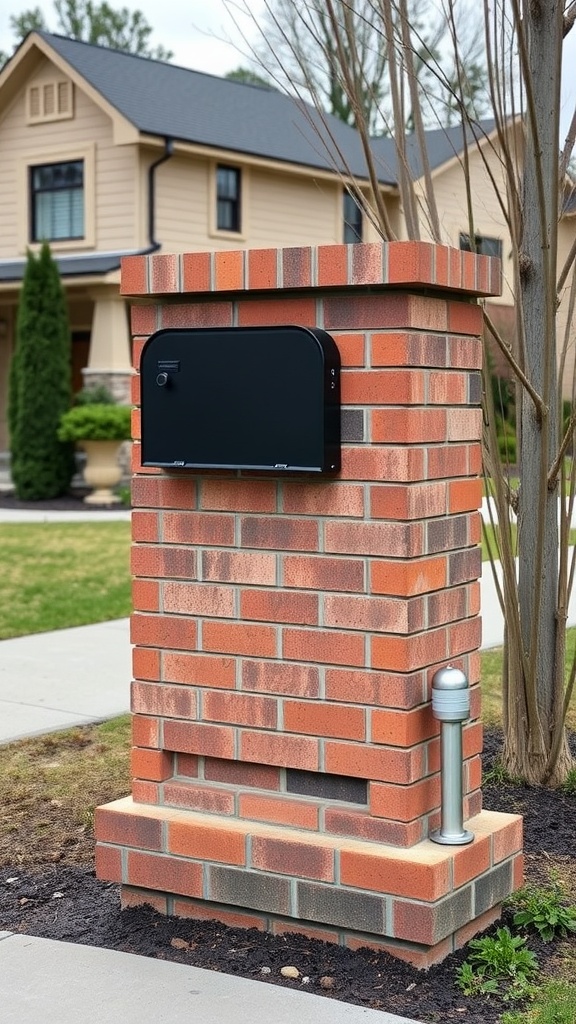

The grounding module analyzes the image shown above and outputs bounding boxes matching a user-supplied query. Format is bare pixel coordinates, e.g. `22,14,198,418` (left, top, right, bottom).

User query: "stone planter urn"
81,439,123,505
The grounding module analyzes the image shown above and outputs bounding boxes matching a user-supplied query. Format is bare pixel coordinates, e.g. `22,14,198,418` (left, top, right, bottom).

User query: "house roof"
34,32,497,187
0,253,125,281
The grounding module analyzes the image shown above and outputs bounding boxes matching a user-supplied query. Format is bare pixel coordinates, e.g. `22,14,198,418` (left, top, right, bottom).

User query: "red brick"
248,248,278,289
132,779,159,802
370,483,447,520
240,730,319,770
238,297,317,327
150,253,179,293
371,331,443,368
131,681,196,720
163,720,235,759
428,371,467,404
240,516,319,551
160,301,234,329
121,254,148,295
351,242,384,284
283,628,365,667
203,690,277,729
283,554,364,593
175,753,199,777
215,250,244,290
271,921,339,944
282,482,364,517
427,587,468,628
202,550,276,586
131,375,141,405
173,900,266,931
95,844,122,882
283,700,365,740
131,407,141,440
241,660,320,697
453,835,491,887
446,408,483,442
202,621,277,658
163,783,235,816
238,793,318,830
387,240,435,285
95,807,163,849
163,511,235,546
317,244,348,288
131,613,197,651
454,906,502,949
448,300,483,335
371,706,438,747
251,835,334,881
449,618,482,657
132,579,160,612
132,336,147,370
492,817,524,863
126,851,203,898
131,747,173,781
325,668,425,710
241,588,318,626
341,849,450,899
282,245,312,287
449,479,483,513
132,510,160,542
341,370,424,405
132,646,160,681
201,479,276,512
340,445,425,482
323,594,423,634
325,742,425,783
120,889,168,913
182,251,211,292
168,820,246,865
131,306,156,337
513,854,524,890
344,934,452,969
325,520,423,558
324,808,422,846
370,557,447,597
163,652,236,688
132,715,159,748
131,476,197,510
324,293,412,331
370,777,440,822
163,582,235,618
131,545,196,580
334,332,365,366
371,628,447,672
204,758,280,790
448,335,483,369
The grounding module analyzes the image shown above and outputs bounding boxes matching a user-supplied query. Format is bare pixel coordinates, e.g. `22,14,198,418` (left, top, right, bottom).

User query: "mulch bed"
1,730,575,1022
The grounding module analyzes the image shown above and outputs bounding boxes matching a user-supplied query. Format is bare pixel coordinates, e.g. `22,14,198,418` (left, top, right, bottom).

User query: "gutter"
147,137,175,253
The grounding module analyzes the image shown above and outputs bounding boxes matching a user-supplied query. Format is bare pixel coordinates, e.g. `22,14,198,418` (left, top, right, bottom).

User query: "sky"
0,0,575,138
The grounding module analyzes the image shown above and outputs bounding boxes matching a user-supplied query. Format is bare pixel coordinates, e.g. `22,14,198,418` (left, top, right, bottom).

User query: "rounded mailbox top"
432,665,468,691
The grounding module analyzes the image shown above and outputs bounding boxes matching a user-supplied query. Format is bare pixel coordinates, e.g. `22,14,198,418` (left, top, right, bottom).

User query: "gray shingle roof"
0,253,123,281
38,32,496,186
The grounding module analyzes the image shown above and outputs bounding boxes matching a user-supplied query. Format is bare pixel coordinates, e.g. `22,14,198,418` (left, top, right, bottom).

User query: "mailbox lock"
156,372,169,387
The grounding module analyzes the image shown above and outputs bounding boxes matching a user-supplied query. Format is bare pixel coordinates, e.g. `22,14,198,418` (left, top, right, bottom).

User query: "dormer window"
27,80,73,124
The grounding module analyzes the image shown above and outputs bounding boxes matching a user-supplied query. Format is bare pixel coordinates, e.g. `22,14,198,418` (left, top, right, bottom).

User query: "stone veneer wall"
95,241,522,967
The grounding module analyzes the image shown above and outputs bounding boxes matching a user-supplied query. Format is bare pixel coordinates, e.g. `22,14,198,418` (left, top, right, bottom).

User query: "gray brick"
297,881,385,934
208,866,291,916
341,409,365,442
475,860,513,916
286,769,367,804
431,886,473,943
468,371,482,405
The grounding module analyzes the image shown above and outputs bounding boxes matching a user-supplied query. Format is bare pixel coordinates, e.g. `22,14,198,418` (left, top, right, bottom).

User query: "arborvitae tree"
8,244,75,499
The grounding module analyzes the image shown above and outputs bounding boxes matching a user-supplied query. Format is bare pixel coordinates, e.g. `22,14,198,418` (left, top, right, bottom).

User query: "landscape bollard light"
429,665,474,846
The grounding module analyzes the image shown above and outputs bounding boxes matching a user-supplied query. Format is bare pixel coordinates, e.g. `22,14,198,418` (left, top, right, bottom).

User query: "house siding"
0,55,139,257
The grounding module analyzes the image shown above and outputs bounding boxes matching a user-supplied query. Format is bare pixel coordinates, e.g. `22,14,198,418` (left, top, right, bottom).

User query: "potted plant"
58,397,132,505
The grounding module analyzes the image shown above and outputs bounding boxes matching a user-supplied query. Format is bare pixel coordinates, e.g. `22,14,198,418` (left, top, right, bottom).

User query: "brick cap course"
120,242,502,299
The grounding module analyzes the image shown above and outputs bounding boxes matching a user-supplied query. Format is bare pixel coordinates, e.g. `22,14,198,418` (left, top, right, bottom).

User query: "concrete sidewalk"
0,932,419,1024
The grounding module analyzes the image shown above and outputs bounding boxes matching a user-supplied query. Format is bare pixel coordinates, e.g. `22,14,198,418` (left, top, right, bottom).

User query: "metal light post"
429,665,474,846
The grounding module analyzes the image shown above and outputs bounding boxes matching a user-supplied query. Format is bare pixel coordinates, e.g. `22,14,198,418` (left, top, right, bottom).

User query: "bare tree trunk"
506,0,571,785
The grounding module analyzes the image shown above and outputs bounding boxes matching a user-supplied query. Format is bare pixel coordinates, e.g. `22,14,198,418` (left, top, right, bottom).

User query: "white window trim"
18,143,96,254
207,160,249,241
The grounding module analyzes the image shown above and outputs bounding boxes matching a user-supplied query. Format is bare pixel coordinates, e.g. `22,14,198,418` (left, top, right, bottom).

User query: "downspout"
146,137,174,253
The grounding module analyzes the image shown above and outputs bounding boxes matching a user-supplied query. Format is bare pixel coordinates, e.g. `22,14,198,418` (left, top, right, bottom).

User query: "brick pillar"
95,242,522,968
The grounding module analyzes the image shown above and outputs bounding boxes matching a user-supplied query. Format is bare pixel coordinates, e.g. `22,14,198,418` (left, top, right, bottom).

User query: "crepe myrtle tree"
227,0,576,786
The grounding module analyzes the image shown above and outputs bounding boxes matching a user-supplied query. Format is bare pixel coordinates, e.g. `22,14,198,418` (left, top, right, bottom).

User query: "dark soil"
1,730,575,1023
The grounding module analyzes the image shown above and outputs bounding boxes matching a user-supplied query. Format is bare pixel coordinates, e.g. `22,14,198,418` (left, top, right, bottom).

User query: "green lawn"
0,520,131,639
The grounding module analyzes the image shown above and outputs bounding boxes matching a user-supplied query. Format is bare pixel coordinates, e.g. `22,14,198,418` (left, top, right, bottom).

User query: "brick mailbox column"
95,242,522,967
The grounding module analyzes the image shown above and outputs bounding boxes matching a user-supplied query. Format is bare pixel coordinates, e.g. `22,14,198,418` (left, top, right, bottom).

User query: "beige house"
0,30,573,461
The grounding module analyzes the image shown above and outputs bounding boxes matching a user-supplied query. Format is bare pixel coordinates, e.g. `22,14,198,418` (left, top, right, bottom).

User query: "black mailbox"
140,326,340,472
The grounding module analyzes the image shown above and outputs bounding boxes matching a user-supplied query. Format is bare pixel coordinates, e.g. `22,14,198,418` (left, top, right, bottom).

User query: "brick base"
96,799,521,965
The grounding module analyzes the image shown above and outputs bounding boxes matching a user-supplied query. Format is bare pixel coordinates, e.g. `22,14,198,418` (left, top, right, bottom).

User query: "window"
216,165,241,232
459,232,502,259
30,161,84,242
27,80,73,123
343,190,363,243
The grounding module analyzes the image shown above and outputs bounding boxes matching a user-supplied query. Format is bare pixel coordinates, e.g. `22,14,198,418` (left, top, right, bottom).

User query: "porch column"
84,287,132,403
